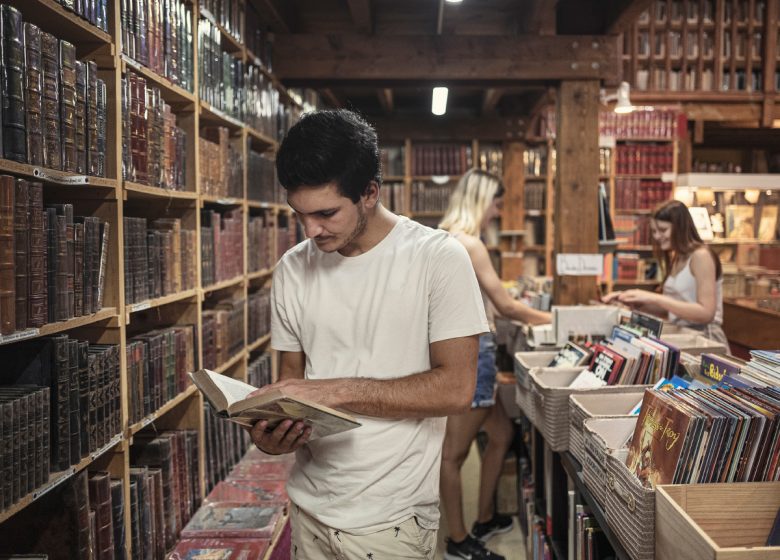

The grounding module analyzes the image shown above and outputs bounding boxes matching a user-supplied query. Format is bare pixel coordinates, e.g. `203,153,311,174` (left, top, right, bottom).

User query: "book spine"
0,175,15,334
24,23,44,166
28,183,46,327
41,32,62,170
13,178,27,331
88,471,115,560
67,339,81,463
59,41,77,172
86,61,100,176
110,479,127,560
1,6,27,163
51,334,71,470
96,220,109,310
75,61,87,174
74,222,84,317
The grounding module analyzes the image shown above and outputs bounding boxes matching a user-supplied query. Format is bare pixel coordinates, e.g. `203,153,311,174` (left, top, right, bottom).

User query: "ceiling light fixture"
445,0,463,3
432,87,448,116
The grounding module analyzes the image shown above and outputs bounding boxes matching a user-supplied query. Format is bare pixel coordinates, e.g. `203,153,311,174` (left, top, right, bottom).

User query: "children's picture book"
757,205,778,242
688,206,714,241
190,369,361,439
726,205,756,239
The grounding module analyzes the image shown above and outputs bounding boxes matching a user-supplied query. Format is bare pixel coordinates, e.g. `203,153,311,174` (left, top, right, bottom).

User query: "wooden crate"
656,483,780,560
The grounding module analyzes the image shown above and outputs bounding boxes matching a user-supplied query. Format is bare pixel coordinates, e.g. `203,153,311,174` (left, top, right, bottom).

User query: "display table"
723,297,780,357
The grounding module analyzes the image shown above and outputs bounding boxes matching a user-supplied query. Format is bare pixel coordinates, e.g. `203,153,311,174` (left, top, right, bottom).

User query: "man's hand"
248,378,345,409
248,418,312,455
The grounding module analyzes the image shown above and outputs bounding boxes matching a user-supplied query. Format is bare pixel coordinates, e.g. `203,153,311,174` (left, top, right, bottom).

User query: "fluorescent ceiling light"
432,87,448,116
445,0,463,3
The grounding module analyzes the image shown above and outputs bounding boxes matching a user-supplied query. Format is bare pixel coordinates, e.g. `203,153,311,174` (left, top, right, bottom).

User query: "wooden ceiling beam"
522,0,556,35
319,88,344,108
377,88,394,113
273,34,619,83
346,0,373,34
481,88,504,115
605,0,654,34
372,115,524,142
249,0,296,33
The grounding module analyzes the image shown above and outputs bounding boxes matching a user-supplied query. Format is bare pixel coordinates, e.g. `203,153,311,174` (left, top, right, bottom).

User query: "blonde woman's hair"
439,169,504,236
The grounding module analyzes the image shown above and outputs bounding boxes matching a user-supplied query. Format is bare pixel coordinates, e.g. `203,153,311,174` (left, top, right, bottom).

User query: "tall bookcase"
0,1,306,557
520,138,555,278
621,0,780,94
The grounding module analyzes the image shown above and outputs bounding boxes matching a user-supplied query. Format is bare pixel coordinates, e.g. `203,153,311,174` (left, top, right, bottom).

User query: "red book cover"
590,345,626,385
205,479,288,505
169,538,270,559
180,502,283,539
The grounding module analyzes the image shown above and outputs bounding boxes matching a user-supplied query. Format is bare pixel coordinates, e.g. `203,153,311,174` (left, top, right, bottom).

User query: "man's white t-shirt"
271,216,488,534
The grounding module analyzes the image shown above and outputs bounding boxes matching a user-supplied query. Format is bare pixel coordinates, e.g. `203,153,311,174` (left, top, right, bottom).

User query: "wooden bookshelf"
199,7,244,54
0,1,299,555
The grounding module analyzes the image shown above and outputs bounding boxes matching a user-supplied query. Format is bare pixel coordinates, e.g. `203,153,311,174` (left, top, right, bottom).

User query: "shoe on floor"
471,513,514,543
444,535,506,560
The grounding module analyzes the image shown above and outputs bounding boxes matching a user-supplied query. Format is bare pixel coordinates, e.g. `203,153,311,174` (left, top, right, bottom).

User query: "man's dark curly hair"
275,109,381,203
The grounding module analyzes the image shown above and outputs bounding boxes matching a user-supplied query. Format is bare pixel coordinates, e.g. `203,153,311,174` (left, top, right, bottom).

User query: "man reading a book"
247,109,489,559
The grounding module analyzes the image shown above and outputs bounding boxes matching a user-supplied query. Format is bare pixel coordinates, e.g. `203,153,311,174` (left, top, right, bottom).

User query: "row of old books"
202,297,245,370
524,146,548,177
122,71,188,189
0,336,121,512
245,8,274,71
627,385,780,488
1,6,107,175
382,181,406,214
614,214,651,246
477,145,503,177
171,444,293,558
525,181,546,211
573,504,615,560
247,150,279,202
248,213,274,272
0,178,109,336
199,127,243,198
203,401,251,494
411,181,453,213
0,470,125,559
125,324,196,425
120,0,195,92
410,144,471,176
598,108,685,139
380,145,405,177
615,144,674,176
58,0,109,32
122,217,197,305
129,429,201,557
200,0,244,44
200,208,244,287
248,352,273,389
244,63,290,140
614,178,673,210
613,252,660,282
277,213,297,258
248,288,270,344
198,16,242,117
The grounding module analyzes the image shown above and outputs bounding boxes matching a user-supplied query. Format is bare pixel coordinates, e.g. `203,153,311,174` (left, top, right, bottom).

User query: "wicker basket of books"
569,392,644,465
527,368,646,452
581,416,638,508
605,449,656,560
514,351,559,390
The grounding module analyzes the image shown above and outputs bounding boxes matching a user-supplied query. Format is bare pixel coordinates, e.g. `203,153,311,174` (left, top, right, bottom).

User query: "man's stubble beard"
337,204,368,253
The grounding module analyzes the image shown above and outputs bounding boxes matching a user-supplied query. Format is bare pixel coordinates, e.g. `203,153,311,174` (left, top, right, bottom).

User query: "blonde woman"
439,169,551,560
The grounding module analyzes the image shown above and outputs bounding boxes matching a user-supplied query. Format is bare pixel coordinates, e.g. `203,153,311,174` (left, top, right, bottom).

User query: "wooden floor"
435,442,527,560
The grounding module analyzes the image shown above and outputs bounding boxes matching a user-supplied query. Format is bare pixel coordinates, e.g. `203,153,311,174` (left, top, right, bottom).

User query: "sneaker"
444,535,506,560
471,514,514,543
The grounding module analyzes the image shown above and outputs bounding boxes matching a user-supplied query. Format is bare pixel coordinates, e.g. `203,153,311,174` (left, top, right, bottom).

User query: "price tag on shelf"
0,328,40,346
556,253,603,276
132,301,151,312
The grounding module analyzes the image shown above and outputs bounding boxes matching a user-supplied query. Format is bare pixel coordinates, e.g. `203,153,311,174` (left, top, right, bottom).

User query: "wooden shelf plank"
126,289,199,319
215,350,246,374
202,276,245,295
246,126,279,151
618,245,654,251
676,172,780,190
247,333,271,353
200,194,243,206
247,200,286,210
0,157,118,191
199,101,245,131
120,55,196,105
0,307,119,347
615,208,653,215
0,434,123,525
124,180,198,201
128,385,199,436
247,267,275,281
6,0,112,51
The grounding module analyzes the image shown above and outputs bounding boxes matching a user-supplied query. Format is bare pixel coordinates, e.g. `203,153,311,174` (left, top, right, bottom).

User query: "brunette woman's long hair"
652,199,722,284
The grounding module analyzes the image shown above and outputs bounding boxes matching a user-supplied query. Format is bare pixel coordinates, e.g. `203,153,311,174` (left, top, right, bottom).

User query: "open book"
189,369,361,440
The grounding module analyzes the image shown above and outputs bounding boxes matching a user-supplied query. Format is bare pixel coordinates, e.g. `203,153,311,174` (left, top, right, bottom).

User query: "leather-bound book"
86,61,98,176
13,178,27,331
27,182,46,327
1,6,26,162
74,61,87,174
24,23,44,166
0,175,15,335
41,32,61,170
96,78,107,176
59,41,77,172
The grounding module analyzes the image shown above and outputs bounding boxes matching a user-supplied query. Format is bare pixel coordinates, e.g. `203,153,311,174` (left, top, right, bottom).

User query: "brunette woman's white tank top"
663,256,723,326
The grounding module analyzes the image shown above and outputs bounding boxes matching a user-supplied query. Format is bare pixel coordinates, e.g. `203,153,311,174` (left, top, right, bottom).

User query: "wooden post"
500,141,525,280
553,80,600,305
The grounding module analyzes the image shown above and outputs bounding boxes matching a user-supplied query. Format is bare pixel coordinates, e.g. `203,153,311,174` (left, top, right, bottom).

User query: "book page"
232,398,361,440
195,369,257,408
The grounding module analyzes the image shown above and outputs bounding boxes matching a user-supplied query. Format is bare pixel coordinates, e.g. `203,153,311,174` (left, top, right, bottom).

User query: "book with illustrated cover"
758,205,778,242
169,538,270,560
701,353,745,385
626,390,693,487
181,502,283,539
726,204,756,239
688,206,714,241
548,341,592,368
589,345,626,384
191,368,361,439
205,479,288,505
